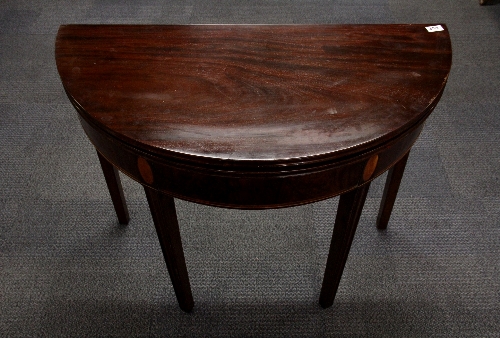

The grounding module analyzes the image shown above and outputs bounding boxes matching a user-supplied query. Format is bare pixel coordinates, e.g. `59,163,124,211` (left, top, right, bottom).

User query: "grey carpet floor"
1,0,499,336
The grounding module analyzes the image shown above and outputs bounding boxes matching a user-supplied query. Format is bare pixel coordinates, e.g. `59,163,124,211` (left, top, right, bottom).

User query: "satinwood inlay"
363,155,379,181
138,157,154,184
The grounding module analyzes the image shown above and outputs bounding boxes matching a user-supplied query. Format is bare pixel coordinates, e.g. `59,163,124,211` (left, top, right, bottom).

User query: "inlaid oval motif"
137,157,154,184
362,155,379,181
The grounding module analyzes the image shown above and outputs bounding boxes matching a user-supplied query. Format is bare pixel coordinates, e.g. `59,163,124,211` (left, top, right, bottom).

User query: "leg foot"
97,151,130,225
376,152,410,230
144,187,194,312
319,183,371,308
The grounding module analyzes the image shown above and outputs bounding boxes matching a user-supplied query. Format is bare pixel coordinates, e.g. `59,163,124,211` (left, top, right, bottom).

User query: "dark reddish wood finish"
377,151,411,230
144,187,194,312
55,25,451,311
96,151,130,224
319,182,371,308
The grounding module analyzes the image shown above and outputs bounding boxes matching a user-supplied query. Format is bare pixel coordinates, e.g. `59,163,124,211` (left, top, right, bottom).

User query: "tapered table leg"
376,152,410,230
97,151,130,225
144,187,194,312
319,183,370,308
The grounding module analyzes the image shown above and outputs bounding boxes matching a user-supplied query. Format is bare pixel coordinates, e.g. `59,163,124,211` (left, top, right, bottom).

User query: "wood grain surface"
56,25,451,168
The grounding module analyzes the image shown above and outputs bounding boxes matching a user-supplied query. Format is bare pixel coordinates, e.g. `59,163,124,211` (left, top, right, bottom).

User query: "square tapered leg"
376,152,410,230
319,182,371,308
144,186,194,312
97,151,130,225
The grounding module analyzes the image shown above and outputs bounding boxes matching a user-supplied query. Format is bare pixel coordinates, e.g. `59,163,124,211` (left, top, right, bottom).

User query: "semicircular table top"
56,24,451,169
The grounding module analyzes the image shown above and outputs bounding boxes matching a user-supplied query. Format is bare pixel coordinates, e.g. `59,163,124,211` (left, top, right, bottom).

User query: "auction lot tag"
426,25,444,32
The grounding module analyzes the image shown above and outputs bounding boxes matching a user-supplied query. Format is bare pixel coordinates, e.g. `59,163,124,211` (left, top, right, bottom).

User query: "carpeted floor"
1,0,499,336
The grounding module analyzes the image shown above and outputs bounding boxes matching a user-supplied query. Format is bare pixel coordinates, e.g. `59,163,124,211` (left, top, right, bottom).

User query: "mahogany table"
55,24,451,312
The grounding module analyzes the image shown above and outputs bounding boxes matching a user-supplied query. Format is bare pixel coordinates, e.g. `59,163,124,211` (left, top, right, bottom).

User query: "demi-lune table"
55,24,451,312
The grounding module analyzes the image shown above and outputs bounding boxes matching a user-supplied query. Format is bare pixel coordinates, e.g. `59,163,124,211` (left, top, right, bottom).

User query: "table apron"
79,115,423,209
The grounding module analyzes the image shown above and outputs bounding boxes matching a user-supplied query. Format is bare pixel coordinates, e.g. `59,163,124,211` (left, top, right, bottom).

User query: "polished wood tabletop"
56,24,451,312
56,24,450,161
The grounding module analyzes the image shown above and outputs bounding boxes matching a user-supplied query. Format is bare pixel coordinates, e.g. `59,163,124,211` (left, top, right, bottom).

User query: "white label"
426,25,444,32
